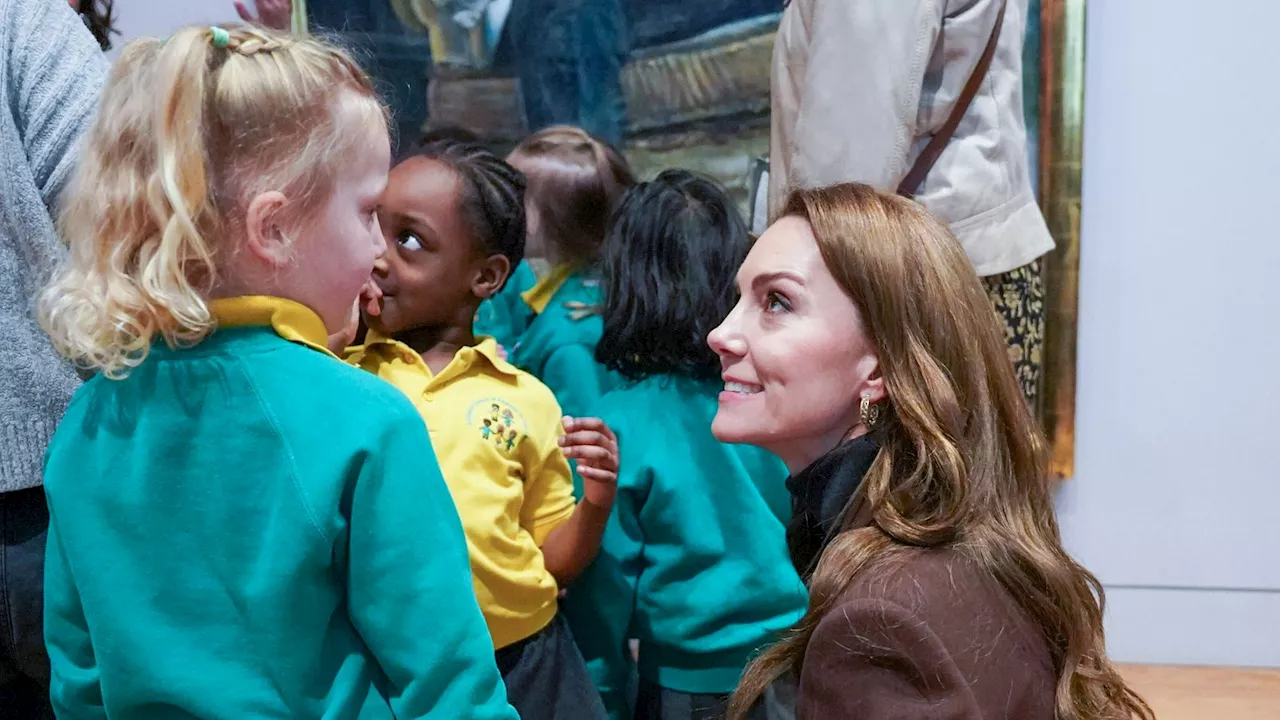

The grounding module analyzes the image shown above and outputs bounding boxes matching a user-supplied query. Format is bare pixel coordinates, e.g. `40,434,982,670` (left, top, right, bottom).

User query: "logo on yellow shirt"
470,398,528,454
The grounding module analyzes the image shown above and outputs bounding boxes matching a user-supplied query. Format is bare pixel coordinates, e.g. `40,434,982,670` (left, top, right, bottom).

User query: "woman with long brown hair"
709,183,1152,719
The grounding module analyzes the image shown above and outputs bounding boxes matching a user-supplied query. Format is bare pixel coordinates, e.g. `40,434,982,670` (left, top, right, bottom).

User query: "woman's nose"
707,302,743,357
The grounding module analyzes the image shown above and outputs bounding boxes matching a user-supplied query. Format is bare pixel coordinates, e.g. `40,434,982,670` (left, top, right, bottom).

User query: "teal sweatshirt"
42,299,517,720
563,375,808,719
508,265,619,420
474,259,537,348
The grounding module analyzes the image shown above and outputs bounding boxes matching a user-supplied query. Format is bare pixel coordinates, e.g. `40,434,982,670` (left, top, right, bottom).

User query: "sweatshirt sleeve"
346,409,518,720
563,420,649,720
44,503,107,720
520,398,577,546
5,0,108,209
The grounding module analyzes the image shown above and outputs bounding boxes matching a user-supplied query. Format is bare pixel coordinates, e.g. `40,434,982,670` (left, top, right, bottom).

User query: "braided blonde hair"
40,26,387,378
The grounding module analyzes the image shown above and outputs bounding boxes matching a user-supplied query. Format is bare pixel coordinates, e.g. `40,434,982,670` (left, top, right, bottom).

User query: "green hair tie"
210,26,230,49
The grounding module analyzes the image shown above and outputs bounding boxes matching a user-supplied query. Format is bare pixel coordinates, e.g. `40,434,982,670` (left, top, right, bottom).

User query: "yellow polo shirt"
345,335,577,649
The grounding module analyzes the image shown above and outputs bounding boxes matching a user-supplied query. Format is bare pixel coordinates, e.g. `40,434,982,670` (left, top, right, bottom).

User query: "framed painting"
295,0,1085,477
1036,0,1087,479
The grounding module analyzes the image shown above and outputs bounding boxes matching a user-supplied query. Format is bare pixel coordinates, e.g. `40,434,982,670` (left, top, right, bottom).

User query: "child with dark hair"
493,125,636,420
343,138,617,720
407,126,541,357
565,170,807,720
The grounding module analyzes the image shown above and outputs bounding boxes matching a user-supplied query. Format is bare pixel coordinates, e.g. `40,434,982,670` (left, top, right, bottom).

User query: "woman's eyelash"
765,291,792,312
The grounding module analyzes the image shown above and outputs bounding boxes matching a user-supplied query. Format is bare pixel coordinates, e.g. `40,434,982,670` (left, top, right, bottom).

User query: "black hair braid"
400,138,527,290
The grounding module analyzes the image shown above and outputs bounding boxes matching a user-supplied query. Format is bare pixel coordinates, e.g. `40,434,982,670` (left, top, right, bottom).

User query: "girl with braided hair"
39,25,516,719
343,137,619,719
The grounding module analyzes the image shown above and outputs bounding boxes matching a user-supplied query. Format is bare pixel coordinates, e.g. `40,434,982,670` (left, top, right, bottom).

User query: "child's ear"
244,191,293,267
473,254,513,300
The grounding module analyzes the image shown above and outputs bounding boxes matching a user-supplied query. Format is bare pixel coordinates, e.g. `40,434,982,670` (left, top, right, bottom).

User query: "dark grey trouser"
0,486,53,719
497,613,608,720
634,675,796,720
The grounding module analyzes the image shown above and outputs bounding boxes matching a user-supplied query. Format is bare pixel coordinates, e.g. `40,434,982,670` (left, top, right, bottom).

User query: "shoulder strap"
897,0,1008,198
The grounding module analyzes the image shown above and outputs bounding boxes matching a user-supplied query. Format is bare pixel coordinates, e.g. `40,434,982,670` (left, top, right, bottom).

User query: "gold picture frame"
1037,0,1086,479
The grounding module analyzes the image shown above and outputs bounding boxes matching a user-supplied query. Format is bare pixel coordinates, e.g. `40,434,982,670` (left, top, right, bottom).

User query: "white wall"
110,0,241,57
1059,0,1280,667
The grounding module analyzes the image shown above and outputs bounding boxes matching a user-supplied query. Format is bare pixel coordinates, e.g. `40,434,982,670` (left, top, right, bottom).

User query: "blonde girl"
38,25,515,719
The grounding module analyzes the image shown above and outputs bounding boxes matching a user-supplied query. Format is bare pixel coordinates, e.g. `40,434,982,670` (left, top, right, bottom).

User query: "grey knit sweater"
0,0,107,492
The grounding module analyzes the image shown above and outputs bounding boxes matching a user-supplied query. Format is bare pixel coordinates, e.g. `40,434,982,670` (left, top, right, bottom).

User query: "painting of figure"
299,0,1082,477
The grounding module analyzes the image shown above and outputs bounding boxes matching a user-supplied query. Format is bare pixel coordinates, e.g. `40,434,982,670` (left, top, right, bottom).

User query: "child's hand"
495,344,509,362
326,298,360,354
327,280,381,354
360,278,383,318
564,301,602,322
559,416,619,509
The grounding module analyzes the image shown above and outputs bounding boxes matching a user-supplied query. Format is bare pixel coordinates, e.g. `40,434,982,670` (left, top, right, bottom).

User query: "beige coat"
770,0,1054,276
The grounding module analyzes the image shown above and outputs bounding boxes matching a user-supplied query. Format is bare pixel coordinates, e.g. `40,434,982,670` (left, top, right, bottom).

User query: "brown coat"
797,499,1057,719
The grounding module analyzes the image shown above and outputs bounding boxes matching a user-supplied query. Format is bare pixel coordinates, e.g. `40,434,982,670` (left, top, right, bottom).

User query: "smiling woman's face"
707,216,882,473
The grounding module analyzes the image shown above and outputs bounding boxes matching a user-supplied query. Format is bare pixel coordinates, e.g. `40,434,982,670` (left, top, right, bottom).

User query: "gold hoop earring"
860,395,881,428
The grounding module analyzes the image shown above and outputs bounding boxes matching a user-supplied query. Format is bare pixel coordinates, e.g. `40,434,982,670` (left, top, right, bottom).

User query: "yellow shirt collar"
352,331,519,379
461,337,520,378
520,263,576,315
210,296,335,358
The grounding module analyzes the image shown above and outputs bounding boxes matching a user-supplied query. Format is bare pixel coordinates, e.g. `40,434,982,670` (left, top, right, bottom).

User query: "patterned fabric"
982,259,1045,408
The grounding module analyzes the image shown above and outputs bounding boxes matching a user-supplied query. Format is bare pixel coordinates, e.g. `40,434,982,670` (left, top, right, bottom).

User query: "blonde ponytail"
147,29,218,342
40,25,386,378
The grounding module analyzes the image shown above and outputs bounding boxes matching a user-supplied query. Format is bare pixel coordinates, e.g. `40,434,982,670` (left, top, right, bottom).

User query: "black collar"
785,434,881,581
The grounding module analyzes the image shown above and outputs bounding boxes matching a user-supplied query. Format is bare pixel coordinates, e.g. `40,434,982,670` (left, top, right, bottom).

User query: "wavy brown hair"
729,184,1151,720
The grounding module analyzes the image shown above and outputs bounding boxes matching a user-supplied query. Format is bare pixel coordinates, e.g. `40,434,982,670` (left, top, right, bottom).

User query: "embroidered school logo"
468,398,528,455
